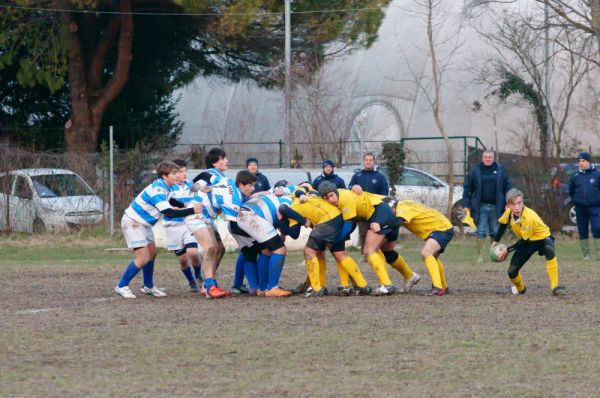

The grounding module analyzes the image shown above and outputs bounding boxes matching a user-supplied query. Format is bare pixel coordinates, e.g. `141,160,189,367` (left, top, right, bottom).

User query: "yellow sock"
546,257,559,289
339,257,368,288
389,255,414,281
511,273,525,293
305,257,322,291
318,257,327,288
336,260,350,287
436,258,448,289
424,255,442,288
367,251,392,285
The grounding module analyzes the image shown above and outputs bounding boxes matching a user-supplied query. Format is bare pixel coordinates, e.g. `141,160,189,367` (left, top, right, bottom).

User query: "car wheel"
33,218,46,234
566,205,577,226
451,202,463,226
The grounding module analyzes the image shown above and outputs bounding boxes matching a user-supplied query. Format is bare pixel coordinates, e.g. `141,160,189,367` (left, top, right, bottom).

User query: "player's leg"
116,215,156,298
330,247,370,295
363,229,394,294
506,245,535,294
421,238,444,294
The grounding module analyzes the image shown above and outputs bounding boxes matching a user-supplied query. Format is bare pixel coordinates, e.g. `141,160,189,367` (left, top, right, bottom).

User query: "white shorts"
236,209,278,244
164,223,198,252
185,213,215,234
121,214,154,249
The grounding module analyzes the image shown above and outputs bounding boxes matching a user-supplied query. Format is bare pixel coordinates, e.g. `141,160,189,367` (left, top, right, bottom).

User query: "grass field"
1,233,599,397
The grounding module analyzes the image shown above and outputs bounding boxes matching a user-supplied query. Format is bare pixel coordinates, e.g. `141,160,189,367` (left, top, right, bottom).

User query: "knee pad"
544,238,556,260
507,263,520,279
261,235,285,252
383,250,398,264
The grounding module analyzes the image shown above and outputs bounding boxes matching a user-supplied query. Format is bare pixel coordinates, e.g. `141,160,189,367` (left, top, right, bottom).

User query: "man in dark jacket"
462,150,512,262
569,151,600,260
312,160,346,191
349,153,389,196
349,153,390,249
246,158,270,194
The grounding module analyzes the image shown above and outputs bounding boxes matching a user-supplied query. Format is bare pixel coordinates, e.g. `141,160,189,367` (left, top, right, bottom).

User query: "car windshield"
31,174,94,198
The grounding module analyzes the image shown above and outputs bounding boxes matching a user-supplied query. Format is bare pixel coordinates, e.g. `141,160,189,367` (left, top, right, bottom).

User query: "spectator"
349,153,390,248
569,151,600,260
246,157,270,194
312,160,346,191
349,153,389,196
462,150,512,263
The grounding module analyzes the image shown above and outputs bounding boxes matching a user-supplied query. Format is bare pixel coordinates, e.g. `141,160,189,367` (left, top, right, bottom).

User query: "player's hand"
273,187,285,196
298,194,308,203
498,247,509,262
351,185,363,194
192,203,203,214
370,222,381,232
491,241,498,247
304,219,311,228
280,233,286,242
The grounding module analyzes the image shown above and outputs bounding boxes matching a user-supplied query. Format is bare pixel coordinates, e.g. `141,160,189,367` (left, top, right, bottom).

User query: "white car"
0,168,105,233
391,166,464,225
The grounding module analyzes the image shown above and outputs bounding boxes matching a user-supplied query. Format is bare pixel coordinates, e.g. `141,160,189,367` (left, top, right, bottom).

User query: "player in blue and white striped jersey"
115,161,203,299
162,159,205,293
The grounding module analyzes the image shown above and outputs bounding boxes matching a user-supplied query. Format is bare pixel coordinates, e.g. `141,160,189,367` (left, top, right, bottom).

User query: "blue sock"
257,254,271,291
118,261,141,288
181,266,195,284
203,278,217,289
193,264,202,279
142,260,155,288
232,253,246,288
243,261,259,289
267,253,286,290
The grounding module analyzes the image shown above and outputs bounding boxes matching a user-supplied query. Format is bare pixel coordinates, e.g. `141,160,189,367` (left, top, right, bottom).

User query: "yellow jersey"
498,207,550,241
289,195,341,227
335,189,386,221
395,200,453,240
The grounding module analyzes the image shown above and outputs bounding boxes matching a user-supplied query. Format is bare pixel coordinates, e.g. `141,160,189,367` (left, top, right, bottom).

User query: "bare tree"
534,0,600,64
290,58,355,167
391,0,466,218
472,7,594,165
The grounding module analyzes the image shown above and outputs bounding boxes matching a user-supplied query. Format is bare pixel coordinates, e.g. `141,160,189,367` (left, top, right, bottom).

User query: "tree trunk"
63,0,133,154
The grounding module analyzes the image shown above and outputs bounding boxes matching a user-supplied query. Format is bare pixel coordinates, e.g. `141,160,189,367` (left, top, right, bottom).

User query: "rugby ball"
490,243,508,262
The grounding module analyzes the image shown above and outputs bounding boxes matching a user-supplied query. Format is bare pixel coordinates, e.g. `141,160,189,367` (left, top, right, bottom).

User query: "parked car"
381,166,464,225
0,168,105,233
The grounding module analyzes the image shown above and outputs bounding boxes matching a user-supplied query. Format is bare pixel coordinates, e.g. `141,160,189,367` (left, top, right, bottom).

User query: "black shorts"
369,203,400,242
306,215,343,251
512,236,555,258
427,228,454,253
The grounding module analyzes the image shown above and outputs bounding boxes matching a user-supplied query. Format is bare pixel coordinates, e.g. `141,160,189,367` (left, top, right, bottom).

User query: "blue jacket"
312,173,346,191
252,172,271,193
349,169,389,196
569,166,600,207
462,162,512,224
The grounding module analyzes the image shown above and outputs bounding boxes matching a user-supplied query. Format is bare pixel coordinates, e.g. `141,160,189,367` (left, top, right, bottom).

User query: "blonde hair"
505,188,524,204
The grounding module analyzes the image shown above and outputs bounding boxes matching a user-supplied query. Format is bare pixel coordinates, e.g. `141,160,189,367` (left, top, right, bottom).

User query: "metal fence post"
109,126,114,236
279,140,283,168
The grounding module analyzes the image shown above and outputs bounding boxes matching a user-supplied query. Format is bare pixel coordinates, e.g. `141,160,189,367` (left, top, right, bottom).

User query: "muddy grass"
1,237,599,397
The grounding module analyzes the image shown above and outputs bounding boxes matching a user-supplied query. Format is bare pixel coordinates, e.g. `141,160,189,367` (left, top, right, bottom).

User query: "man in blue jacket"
312,159,346,191
349,153,390,249
349,153,389,196
462,150,512,263
246,157,271,194
569,151,600,260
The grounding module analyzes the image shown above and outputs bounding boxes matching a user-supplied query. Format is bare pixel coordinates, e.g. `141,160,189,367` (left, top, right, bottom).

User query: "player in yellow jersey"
492,188,566,296
319,182,421,295
394,199,454,296
280,185,372,297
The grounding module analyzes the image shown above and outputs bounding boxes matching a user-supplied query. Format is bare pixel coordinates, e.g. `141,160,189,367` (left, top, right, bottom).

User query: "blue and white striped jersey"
124,178,172,227
209,179,243,221
243,194,293,227
163,181,194,226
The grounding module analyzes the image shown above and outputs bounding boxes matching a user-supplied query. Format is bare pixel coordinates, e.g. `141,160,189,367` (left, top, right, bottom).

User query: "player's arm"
279,204,309,228
492,223,507,244
279,220,302,239
169,197,185,208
